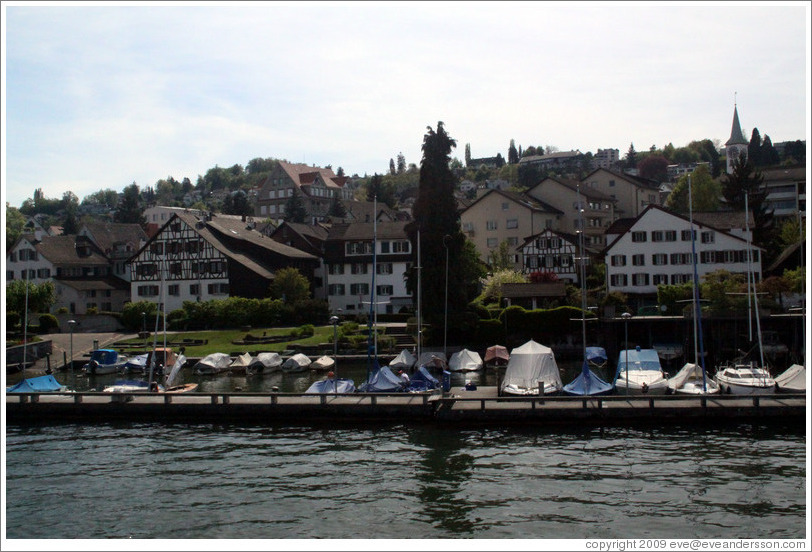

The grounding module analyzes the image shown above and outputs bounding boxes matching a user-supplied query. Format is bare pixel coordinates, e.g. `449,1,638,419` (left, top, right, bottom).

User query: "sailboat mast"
373,197,378,358
576,185,587,362
416,229,422,361
688,175,707,391
745,193,766,371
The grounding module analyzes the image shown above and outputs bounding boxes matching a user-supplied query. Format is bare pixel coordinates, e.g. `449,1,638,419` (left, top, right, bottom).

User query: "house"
459,189,562,269
517,228,600,284
591,148,620,170
518,150,583,170
759,166,806,220
527,176,617,248
78,221,148,282
581,168,662,218
254,161,355,225
603,205,762,304
128,211,319,313
322,221,413,315
467,155,505,169
269,222,330,300
6,233,129,314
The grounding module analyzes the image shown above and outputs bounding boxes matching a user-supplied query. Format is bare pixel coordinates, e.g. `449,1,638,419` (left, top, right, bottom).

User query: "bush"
37,313,59,333
290,324,315,339
56,307,69,314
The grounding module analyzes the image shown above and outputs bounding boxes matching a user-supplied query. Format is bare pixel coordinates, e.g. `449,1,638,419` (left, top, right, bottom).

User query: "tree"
268,267,311,304
720,155,772,247
6,203,26,250
81,188,119,209
283,186,308,223
222,190,252,216
389,158,396,175
336,166,345,177
115,183,146,226
6,280,56,328
479,269,527,303
625,143,637,169
365,173,397,208
508,139,519,164
782,140,806,164
405,122,468,327
761,135,780,166
637,155,670,182
327,195,348,219
748,128,763,166
490,240,514,271
396,152,406,174
464,143,471,167
665,165,721,213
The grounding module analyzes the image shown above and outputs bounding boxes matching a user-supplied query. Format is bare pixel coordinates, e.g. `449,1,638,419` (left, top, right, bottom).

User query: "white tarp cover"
500,340,562,391
667,362,710,390
418,351,447,368
251,352,282,370
774,364,806,392
449,349,483,372
389,349,416,370
194,353,232,373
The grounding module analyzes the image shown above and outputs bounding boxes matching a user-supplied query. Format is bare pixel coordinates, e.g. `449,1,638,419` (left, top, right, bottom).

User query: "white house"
604,205,762,296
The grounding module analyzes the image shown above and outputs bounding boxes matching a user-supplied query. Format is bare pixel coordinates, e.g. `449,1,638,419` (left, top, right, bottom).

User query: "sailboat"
669,174,719,395
714,190,775,395
564,184,614,396
360,197,385,392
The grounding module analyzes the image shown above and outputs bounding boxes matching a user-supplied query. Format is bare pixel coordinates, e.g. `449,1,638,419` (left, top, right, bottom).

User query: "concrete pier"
6,387,806,426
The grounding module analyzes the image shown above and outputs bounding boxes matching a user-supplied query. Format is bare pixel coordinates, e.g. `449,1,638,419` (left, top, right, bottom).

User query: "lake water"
4,360,808,542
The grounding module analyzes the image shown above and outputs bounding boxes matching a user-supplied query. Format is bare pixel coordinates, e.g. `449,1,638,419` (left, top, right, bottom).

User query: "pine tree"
464,143,471,167
283,186,308,223
396,152,406,174
721,155,773,247
115,183,146,226
327,195,347,219
508,139,519,164
389,158,396,175
405,122,467,328
626,143,637,168
748,128,762,167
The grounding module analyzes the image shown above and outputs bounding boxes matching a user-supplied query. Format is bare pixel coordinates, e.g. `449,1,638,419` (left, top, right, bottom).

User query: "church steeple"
725,100,748,174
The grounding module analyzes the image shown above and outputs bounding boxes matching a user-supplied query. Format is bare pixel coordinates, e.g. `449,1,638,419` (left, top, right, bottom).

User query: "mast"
366,197,378,384
745,192,766,371
688,175,708,391
576,185,588,362
416,228,422,361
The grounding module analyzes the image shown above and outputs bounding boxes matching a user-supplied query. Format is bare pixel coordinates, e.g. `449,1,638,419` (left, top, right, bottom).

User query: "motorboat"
714,362,776,395
614,347,669,395
668,362,720,395
389,349,416,371
484,345,509,368
193,352,232,375
417,351,447,370
282,353,311,373
500,340,563,396
448,349,483,372
82,349,129,375
103,379,163,393
306,377,356,394
145,347,178,377
246,352,283,376
228,352,253,375
120,353,149,374
774,364,805,393
7,375,69,393
310,355,336,372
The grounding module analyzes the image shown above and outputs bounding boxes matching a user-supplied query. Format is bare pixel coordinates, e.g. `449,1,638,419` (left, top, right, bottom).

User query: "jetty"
6,387,806,426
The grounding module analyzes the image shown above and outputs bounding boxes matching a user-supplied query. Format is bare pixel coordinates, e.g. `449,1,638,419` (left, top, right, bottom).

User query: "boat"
500,339,563,396
105,354,196,395
774,364,805,393
163,353,197,393
120,353,149,374
358,365,406,392
228,352,253,375
448,349,483,372
145,347,178,377
389,349,416,371
193,352,232,375
282,353,311,373
82,349,129,375
715,361,776,395
417,351,448,370
614,347,669,395
305,376,356,394
310,355,336,372
586,347,608,369
103,379,163,394
407,365,442,393
483,345,509,368
668,362,719,395
7,374,69,393
246,352,283,376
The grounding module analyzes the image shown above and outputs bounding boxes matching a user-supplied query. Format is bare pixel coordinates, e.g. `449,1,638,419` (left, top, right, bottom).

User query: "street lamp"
621,312,632,394
68,319,77,371
443,234,451,358
141,311,147,349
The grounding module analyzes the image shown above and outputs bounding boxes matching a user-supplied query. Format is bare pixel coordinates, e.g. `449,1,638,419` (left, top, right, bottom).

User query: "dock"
6,387,806,426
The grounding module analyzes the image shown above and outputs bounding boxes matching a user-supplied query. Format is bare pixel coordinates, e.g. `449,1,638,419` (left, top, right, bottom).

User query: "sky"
2,1,810,209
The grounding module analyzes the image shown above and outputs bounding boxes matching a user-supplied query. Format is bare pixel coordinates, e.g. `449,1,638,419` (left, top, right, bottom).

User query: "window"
560,255,572,268
550,238,561,249
351,263,368,274
506,219,518,229
37,268,51,278
486,220,497,231
527,256,538,269
376,263,393,275
651,231,664,242
652,253,668,266
208,283,229,295
681,229,696,241
170,263,182,276
328,264,345,275
610,274,628,286
190,284,200,296
377,285,393,296
631,231,647,242
632,273,650,286
507,237,518,246
137,285,160,297
392,241,410,253
611,254,626,266
168,284,180,296
609,180,616,187
6,270,13,280
665,230,677,241
632,254,645,266
502,202,509,210
463,222,474,232
653,274,669,285
380,241,390,254
150,242,164,255
701,231,715,244
487,238,498,248
328,284,346,296
536,238,548,249
350,283,369,295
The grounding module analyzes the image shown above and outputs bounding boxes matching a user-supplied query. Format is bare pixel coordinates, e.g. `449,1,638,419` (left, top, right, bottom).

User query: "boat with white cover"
246,352,283,376
193,353,232,375
282,353,311,373
614,347,669,395
500,340,563,396
774,364,805,393
668,362,719,395
448,349,483,372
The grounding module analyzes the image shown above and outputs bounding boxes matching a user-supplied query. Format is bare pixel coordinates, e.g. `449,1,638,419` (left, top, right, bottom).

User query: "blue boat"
7,375,67,393
586,347,608,368
358,365,405,392
306,378,357,394
563,360,614,396
407,365,441,392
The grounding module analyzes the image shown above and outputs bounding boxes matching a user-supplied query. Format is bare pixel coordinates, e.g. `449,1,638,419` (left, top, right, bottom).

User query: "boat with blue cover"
7,375,69,393
82,349,129,375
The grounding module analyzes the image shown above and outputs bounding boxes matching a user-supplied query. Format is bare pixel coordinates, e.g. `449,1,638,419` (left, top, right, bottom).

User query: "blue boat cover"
405,366,436,392
615,348,662,379
586,347,608,365
564,360,614,396
7,375,64,393
359,365,404,392
306,378,357,394
89,349,119,364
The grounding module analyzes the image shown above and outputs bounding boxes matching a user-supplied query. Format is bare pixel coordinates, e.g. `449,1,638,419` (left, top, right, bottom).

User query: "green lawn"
114,326,342,357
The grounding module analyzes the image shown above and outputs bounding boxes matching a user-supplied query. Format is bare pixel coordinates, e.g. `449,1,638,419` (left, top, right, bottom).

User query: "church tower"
725,102,748,174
